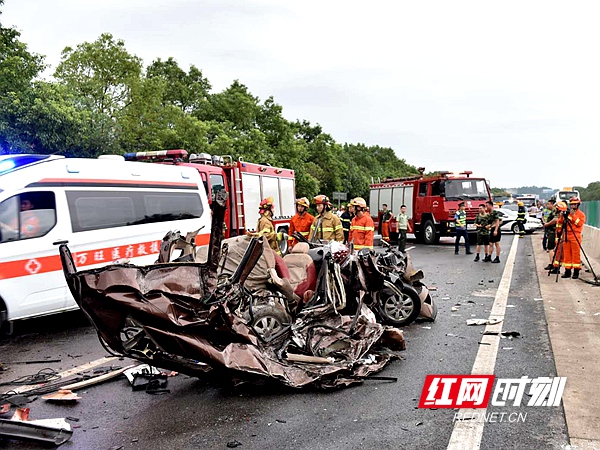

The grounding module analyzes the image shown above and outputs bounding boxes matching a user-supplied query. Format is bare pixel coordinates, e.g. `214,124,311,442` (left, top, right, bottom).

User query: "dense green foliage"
575,182,600,202
0,5,417,200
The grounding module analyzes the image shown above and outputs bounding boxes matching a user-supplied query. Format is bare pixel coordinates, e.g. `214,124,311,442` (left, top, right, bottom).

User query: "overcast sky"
3,0,599,189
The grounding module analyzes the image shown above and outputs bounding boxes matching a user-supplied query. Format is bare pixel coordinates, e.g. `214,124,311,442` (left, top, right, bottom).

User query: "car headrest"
291,242,310,254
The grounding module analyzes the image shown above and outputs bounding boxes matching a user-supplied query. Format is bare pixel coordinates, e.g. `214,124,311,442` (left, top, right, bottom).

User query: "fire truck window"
209,174,225,200
419,183,428,197
431,180,445,196
202,181,209,196
0,192,57,242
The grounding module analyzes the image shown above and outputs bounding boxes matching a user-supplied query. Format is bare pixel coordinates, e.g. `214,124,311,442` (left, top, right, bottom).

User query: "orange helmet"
313,195,331,207
259,196,275,213
350,197,367,209
556,201,568,212
569,196,581,205
295,197,310,208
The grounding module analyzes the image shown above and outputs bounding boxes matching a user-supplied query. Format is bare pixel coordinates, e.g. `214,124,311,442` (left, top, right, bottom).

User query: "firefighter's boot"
561,269,572,279
572,269,580,280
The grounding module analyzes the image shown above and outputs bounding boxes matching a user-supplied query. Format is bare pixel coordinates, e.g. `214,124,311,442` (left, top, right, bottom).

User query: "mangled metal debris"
0,408,73,446
58,191,430,388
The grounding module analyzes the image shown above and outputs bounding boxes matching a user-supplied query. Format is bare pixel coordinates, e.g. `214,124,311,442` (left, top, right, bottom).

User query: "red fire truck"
370,170,492,244
124,150,296,238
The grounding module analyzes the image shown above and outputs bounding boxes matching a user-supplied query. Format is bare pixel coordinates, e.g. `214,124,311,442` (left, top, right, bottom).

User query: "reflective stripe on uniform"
350,226,375,231
354,244,373,250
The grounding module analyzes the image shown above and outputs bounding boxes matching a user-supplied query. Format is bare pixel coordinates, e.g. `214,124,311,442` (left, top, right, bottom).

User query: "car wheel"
245,305,291,341
423,220,437,245
377,281,421,326
511,222,519,234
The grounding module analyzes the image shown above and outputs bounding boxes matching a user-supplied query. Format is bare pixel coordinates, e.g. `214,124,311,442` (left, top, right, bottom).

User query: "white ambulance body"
0,154,211,331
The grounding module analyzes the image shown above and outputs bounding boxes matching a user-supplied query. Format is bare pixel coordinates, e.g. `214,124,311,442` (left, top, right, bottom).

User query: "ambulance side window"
0,192,57,243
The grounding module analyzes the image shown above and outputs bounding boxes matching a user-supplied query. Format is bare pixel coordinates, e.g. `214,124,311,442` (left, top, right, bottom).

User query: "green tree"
54,33,142,154
575,182,600,202
0,81,94,155
146,57,211,114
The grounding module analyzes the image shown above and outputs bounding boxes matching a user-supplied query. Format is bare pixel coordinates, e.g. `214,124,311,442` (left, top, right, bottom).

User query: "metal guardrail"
581,200,600,228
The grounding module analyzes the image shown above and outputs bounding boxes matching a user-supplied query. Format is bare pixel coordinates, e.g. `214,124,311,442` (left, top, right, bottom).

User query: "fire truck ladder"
234,167,245,232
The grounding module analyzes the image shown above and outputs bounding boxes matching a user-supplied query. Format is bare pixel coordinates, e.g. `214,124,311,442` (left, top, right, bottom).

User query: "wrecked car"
59,192,416,388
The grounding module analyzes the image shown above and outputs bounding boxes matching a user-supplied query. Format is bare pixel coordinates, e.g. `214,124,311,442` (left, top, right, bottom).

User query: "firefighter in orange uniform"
252,197,281,254
288,197,314,248
554,197,586,279
349,197,375,251
309,195,344,242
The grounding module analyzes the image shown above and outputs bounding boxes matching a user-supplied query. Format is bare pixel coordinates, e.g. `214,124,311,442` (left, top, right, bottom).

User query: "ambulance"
0,154,211,333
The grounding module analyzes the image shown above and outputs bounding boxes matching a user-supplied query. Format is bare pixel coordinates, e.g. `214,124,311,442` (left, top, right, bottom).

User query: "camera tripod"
548,212,600,285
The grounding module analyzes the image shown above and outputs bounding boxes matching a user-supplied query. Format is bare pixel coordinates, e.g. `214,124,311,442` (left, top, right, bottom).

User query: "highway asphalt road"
0,233,569,450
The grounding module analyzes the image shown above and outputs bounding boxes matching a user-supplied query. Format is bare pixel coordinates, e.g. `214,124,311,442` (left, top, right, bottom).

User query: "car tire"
244,305,291,341
377,281,421,326
423,220,437,245
511,222,519,234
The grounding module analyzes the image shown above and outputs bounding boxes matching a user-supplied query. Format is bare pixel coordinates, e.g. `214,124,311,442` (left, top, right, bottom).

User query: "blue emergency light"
0,155,51,175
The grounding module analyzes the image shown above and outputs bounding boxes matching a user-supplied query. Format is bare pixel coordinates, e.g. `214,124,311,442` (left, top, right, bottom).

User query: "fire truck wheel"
422,220,438,245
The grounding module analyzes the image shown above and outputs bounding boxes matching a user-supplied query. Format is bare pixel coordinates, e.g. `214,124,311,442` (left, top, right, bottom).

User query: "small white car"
498,208,543,234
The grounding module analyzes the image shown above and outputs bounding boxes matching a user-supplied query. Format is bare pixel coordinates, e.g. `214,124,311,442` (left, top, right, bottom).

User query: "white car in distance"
497,207,543,234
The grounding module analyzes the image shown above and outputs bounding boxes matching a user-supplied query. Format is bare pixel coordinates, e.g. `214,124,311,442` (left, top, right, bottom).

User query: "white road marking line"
13,355,119,394
405,246,416,251
446,234,520,450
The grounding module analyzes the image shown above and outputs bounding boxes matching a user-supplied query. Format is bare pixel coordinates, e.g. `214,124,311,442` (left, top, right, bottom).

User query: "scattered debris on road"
466,318,502,326
0,407,73,446
41,389,81,403
483,331,521,338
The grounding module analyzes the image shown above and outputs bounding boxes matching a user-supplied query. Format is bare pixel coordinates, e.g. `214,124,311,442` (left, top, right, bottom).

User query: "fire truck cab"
124,150,296,239
370,170,492,245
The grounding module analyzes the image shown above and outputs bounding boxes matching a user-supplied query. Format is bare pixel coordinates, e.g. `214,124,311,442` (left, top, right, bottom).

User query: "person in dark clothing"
340,204,353,244
516,202,526,238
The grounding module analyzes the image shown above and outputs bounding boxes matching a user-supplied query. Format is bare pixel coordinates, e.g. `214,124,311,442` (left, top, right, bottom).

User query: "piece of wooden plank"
60,365,136,391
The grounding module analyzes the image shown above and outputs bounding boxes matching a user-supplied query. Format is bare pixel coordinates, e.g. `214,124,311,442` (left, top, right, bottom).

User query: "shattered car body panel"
60,191,406,388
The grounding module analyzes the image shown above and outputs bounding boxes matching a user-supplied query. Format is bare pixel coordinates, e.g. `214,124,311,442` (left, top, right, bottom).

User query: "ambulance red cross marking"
25,259,42,274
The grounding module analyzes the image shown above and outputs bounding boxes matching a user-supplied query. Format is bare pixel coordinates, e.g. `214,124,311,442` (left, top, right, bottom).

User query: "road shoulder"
534,238,600,447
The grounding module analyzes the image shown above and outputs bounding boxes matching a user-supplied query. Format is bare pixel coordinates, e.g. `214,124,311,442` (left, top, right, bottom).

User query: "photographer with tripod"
551,197,586,279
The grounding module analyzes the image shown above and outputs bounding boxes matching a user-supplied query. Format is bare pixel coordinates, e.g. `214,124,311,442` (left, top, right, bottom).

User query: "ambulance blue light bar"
0,154,52,175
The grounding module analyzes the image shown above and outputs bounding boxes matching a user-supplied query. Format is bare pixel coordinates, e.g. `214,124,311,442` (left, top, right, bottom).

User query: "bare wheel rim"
383,292,414,320
254,315,283,338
